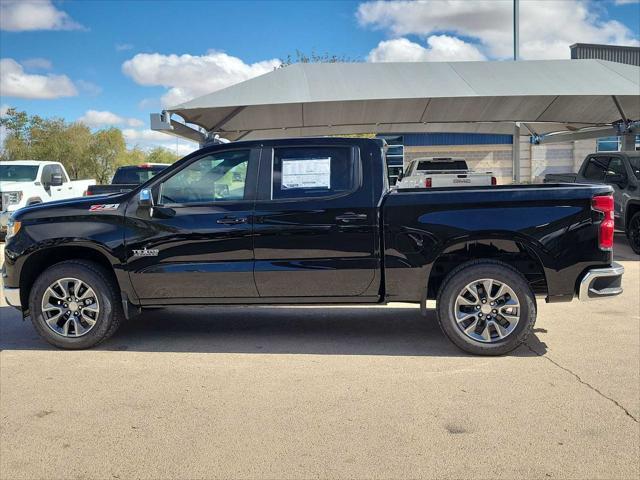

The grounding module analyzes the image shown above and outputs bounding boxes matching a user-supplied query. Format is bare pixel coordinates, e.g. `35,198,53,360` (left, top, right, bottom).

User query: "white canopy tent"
151,59,640,180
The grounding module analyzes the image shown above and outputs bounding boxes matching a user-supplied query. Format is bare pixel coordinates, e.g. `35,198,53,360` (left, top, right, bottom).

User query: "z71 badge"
132,247,159,257
89,204,119,211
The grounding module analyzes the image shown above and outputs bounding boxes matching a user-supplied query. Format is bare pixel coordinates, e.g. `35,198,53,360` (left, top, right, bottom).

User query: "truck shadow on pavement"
0,305,547,357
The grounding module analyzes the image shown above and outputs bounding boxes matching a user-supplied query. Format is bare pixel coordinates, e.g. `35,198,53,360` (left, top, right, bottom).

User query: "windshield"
628,155,640,179
0,165,39,182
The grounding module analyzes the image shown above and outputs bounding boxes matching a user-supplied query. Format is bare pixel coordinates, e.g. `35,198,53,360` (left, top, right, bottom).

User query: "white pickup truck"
396,157,496,189
0,160,95,231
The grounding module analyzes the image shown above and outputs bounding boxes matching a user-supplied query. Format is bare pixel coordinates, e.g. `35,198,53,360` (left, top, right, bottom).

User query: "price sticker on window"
281,158,331,190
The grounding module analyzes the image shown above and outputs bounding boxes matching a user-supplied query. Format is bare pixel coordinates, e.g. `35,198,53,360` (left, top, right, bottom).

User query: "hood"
12,192,131,220
0,181,35,192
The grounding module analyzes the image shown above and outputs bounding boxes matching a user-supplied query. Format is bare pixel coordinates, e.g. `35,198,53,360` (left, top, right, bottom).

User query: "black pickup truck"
85,163,169,196
2,138,624,355
544,151,640,254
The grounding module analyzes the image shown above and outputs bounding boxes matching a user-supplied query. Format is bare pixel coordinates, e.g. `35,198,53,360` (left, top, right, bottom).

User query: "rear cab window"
416,160,468,171
583,156,610,181
271,146,358,200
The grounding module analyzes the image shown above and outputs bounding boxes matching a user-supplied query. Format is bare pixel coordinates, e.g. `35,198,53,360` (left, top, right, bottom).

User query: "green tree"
2,108,180,181
87,128,127,183
279,50,357,67
146,147,179,164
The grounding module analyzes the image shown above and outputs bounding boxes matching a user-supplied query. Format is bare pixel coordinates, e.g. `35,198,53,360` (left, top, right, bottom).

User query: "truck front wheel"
29,260,124,349
436,260,536,355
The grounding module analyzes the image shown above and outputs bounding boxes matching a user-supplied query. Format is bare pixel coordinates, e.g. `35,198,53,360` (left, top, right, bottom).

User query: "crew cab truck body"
2,138,624,355
396,157,496,189
544,152,640,254
0,160,95,232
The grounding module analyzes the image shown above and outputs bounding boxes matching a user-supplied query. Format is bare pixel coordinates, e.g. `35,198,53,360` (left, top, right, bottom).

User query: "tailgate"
431,173,494,188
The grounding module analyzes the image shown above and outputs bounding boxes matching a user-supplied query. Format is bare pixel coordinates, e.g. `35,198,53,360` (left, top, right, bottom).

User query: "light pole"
513,0,519,61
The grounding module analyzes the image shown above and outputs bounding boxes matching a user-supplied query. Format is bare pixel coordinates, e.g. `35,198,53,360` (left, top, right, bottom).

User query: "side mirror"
50,174,63,187
139,188,153,207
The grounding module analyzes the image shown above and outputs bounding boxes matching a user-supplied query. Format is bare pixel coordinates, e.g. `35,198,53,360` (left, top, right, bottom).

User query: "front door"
252,143,379,299
125,147,259,301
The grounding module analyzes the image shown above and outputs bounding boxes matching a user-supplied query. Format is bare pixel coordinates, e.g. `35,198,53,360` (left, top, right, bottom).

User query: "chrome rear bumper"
578,263,624,301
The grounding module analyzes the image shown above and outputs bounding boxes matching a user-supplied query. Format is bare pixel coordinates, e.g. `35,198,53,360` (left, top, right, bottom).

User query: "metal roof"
160,59,640,141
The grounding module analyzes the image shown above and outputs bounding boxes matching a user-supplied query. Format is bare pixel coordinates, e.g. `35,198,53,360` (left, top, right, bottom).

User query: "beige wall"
404,138,597,185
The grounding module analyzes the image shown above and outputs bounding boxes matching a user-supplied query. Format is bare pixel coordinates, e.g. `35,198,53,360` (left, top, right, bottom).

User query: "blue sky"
1,0,639,153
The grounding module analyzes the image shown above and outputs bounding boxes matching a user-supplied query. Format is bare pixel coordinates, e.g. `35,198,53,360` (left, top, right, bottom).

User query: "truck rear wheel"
436,260,536,355
29,260,124,349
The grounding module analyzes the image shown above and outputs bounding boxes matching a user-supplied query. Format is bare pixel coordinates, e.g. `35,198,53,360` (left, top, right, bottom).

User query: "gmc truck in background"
397,157,496,189
2,138,624,355
544,152,640,254
0,161,95,232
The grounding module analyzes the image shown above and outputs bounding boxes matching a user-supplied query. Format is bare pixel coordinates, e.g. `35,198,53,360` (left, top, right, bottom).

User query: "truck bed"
382,182,614,302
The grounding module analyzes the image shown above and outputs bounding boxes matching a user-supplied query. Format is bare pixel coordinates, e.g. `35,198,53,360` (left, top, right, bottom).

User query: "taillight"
84,190,91,196
491,176,497,186
592,195,614,251
424,177,432,188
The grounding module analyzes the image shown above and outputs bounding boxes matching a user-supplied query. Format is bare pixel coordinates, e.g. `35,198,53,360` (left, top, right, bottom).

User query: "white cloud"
78,110,144,128
116,43,133,51
122,128,197,156
0,0,85,32
0,58,77,99
614,0,639,5
367,35,486,62
122,50,281,107
76,80,102,96
357,0,639,60
21,57,53,70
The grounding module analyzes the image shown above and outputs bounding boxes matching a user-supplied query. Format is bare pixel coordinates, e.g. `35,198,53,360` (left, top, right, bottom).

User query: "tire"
436,259,536,356
29,260,124,349
626,212,640,255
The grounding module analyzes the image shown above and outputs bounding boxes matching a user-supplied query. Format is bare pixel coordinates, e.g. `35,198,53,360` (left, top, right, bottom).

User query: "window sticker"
281,157,331,190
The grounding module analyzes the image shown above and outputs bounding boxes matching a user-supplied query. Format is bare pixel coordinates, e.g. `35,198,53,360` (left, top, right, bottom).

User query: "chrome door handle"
335,213,368,223
217,216,247,225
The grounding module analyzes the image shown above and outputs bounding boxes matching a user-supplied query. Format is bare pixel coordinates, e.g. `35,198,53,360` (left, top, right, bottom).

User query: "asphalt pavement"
1,236,638,479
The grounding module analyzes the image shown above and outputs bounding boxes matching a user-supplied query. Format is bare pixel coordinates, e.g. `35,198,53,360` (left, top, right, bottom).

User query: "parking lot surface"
1,236,638,480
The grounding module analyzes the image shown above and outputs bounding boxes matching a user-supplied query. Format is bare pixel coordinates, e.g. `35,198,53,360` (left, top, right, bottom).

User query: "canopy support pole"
512,122,521,183
620,133,636,151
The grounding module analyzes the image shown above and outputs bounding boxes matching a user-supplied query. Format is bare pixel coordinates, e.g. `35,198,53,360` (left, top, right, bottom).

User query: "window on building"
597,135,640,152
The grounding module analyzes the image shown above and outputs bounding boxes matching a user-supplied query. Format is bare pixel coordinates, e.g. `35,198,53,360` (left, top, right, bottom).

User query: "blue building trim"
402,133,513,146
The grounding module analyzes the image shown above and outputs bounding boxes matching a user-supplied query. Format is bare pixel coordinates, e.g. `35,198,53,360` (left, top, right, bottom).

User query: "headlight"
1,191,23,207
5,217,21,240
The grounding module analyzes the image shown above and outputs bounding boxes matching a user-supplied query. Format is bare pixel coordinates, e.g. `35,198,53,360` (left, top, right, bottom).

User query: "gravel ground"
1,235,638,479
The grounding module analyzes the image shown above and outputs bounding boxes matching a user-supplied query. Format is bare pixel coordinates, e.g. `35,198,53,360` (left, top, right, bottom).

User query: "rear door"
252,143,379,299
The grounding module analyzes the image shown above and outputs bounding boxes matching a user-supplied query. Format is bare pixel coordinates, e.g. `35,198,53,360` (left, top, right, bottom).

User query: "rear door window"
271,146,357,200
